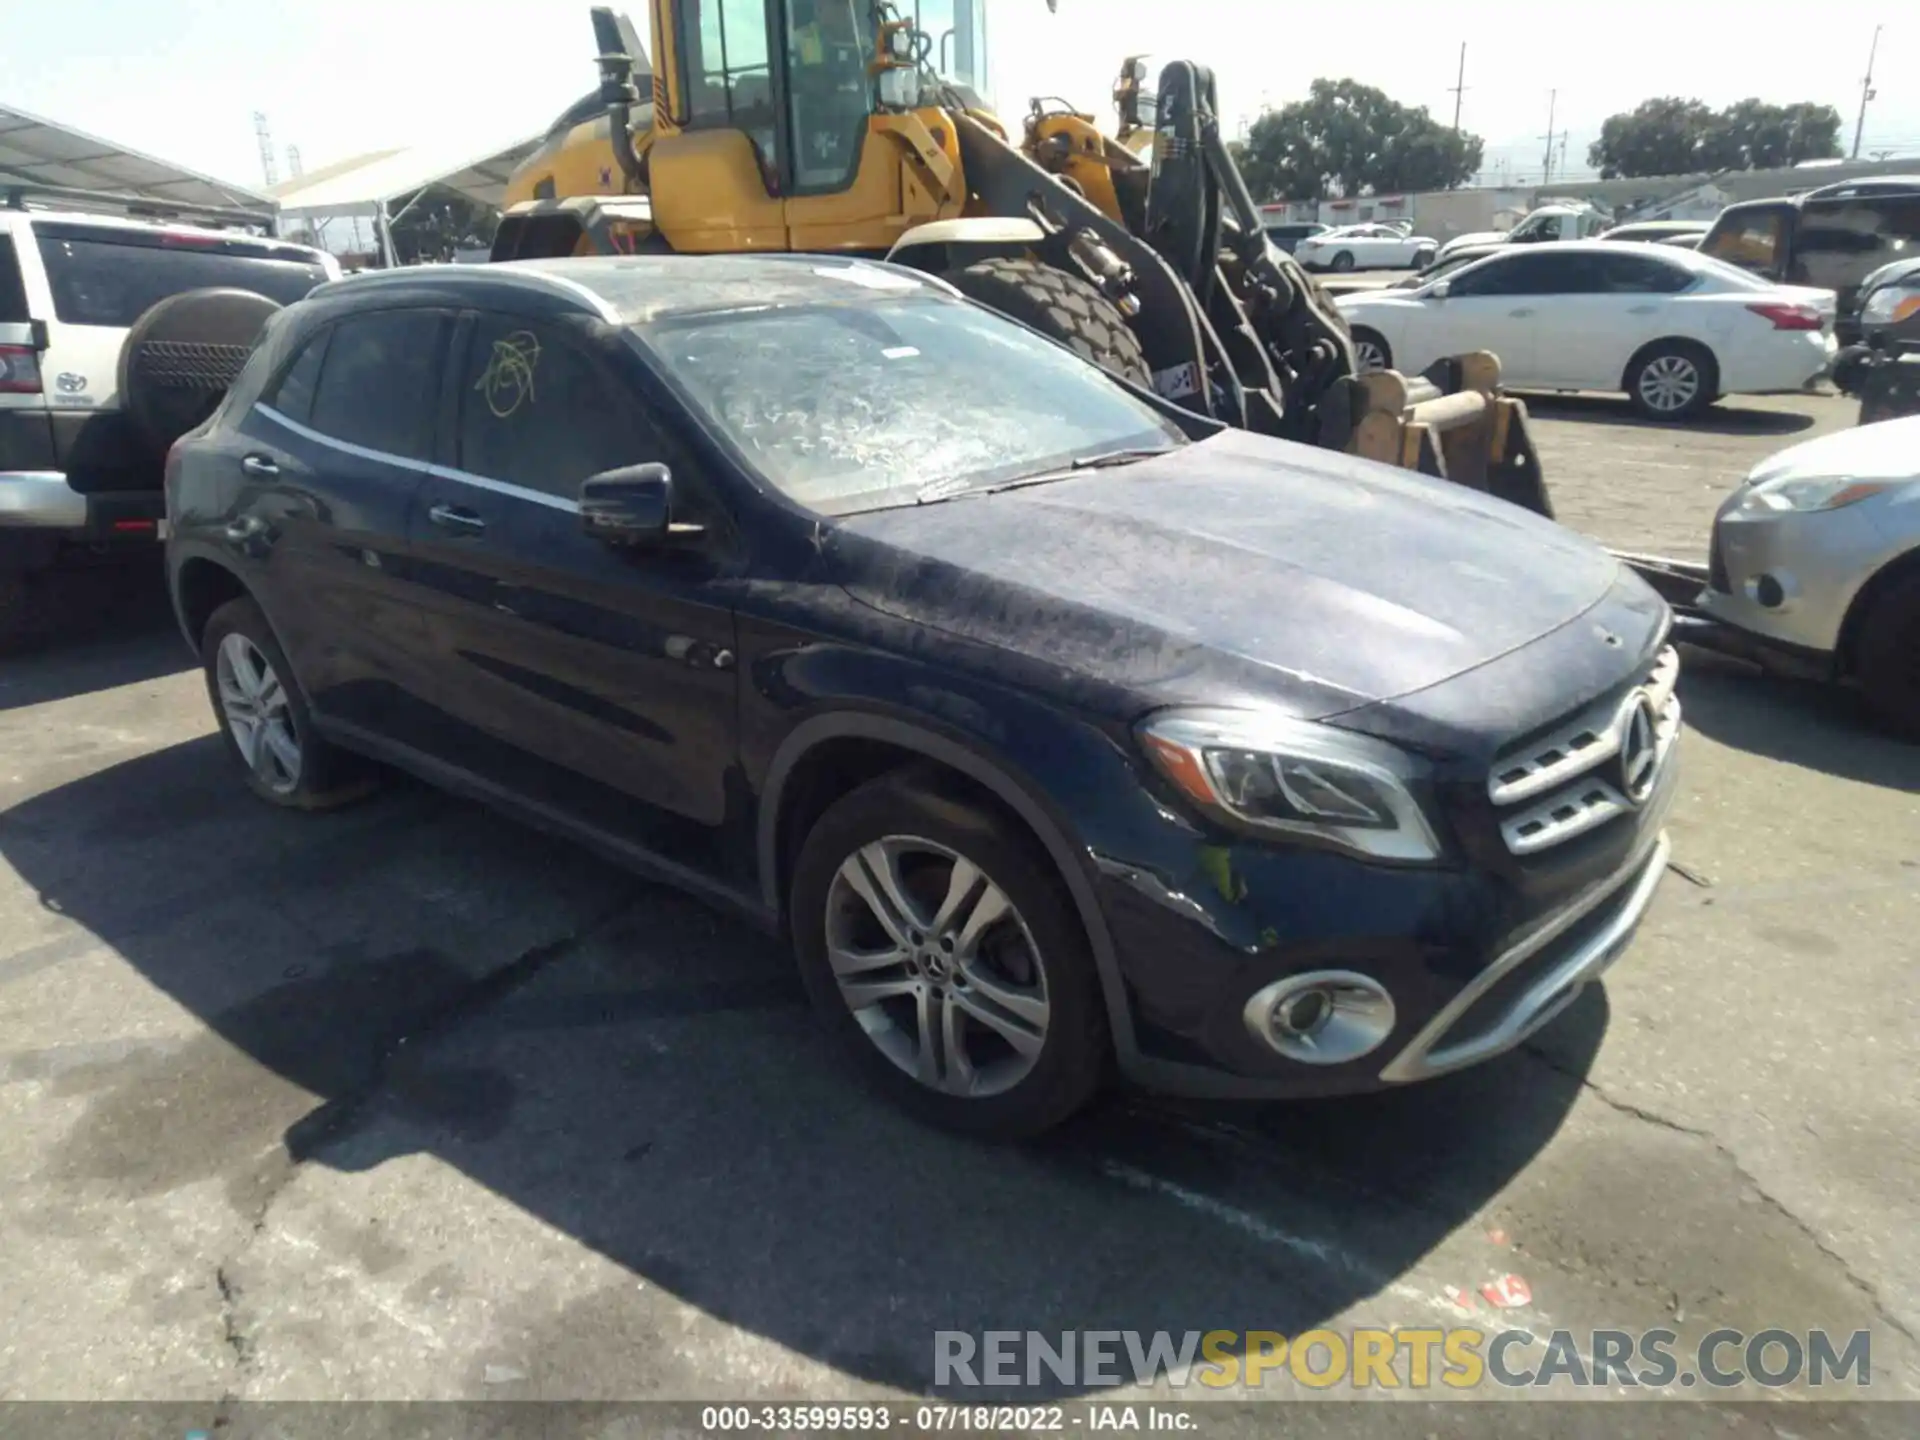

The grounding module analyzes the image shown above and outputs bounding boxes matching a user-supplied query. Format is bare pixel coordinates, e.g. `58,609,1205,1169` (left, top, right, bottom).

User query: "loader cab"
645,0,987,249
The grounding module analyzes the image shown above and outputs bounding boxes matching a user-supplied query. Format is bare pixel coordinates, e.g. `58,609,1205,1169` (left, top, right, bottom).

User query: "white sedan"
1294,224,1438,273
1334,241,1837,420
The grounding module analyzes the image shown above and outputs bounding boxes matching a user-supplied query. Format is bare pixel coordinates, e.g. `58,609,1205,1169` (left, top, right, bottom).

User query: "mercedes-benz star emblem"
1618,696,1660,805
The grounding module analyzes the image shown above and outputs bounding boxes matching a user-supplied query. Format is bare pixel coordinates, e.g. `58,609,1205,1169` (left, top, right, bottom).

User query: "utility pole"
1449,43,1468,131
1852,24,1882,159
1540,90,1559,186
253,112,279,188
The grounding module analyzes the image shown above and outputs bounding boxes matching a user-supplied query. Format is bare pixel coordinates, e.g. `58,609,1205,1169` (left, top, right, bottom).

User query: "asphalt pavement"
0,402,1915,1428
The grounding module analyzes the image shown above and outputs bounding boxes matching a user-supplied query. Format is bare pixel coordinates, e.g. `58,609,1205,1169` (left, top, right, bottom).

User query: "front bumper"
1096,748,1678,1101
1696,489,1895,658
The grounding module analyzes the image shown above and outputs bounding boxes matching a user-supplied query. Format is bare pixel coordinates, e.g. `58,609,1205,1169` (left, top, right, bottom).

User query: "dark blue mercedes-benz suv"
165,254,1681,1137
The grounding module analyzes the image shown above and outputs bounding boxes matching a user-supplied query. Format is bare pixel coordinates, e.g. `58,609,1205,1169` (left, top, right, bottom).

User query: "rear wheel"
201,596,374,809
790,769,1108,1138
1625,340,1717,421
1855,570,1920,740
1412,247,1436,269
1351,327,1392,374
945,258,1150,387
1329,251,1356,273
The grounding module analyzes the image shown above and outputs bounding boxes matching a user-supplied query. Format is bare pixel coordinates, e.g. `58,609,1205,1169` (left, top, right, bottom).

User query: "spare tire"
117,288,282,456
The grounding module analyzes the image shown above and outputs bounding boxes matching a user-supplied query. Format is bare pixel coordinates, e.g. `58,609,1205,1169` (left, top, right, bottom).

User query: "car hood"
1746,412,1920,486
828,430,1623,720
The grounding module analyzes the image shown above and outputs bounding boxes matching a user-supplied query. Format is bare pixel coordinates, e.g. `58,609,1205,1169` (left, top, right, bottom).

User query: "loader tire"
945,259,1151,388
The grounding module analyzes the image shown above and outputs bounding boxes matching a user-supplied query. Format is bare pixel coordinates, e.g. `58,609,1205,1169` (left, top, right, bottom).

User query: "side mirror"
579,462,702,544
1428,280,1451,300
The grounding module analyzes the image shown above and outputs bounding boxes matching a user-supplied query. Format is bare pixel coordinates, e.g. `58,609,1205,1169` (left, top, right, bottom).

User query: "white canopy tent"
0,102,274,219
269,136,543,265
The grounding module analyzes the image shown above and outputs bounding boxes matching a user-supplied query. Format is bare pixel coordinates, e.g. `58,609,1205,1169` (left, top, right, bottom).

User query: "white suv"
1,188,336,643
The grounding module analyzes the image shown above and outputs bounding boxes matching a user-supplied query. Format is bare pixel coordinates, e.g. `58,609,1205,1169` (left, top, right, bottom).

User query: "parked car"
1337,241,1836,420
1294,224,1438,272
166,254,1682,1137
1602,221,1712,245
1847,253,1920,346
1,186,337,643
1658,233,1705,250
1435,204,1610,263
1698,177,1920,343
1700,413,1920,735
1261,220,1327,256
1388,245,1503,291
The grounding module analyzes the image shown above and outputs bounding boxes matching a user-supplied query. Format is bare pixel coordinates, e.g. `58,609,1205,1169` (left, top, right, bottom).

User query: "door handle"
428,503,486,534
1508,308,1535,317
1628,305,1658,314
240,454,279,478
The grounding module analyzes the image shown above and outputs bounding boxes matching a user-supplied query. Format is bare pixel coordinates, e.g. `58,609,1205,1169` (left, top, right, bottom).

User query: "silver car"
1700,414,1920,735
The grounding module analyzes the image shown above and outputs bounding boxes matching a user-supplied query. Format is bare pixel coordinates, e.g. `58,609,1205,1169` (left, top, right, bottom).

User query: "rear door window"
32,224,328,328
307,309,446,460
263,328,331,427
1795,197,1920,294
0,237,28,323
1594,252,1694,294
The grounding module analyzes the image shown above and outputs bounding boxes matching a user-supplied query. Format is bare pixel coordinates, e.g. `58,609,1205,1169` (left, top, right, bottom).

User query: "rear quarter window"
0,236,28,322
33,227,328,328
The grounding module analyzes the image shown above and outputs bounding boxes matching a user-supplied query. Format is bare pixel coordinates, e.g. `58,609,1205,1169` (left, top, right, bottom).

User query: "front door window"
682,0,777,168
785,0,874,192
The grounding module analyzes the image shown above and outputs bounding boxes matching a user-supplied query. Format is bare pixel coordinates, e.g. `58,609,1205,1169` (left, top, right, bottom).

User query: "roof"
0,102,273,212
315,253,945,324
269,137,544,218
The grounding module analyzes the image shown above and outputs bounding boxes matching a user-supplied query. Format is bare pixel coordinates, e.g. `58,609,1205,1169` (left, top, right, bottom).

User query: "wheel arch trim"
756,710,1141,1066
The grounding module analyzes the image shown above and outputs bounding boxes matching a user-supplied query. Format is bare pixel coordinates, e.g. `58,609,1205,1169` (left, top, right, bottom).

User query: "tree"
1588,96,1843,178
1237,78,1484,202
385,187,499,265
1586,98,1717,180
1701,99,1843,170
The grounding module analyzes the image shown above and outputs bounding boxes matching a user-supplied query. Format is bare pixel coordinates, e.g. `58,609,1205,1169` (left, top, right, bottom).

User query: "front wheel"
1626,341,1717,421
789,770,1109,1138
1412,247,1436,269
943,258,1150,388
1329,251,1357,273
1351,327,1392,374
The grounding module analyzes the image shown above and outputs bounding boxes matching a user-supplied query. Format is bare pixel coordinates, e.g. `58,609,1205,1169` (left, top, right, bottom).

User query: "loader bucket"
1346,352,1552,518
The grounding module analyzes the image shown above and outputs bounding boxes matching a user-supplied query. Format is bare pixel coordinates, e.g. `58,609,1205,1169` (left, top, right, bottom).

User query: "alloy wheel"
215,633,302,794
824,835,1050,1098
1637,354,1701,413
1354,339,1388,374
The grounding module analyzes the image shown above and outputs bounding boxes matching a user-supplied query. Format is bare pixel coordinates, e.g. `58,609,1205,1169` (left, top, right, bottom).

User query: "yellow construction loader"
490,2,1548,512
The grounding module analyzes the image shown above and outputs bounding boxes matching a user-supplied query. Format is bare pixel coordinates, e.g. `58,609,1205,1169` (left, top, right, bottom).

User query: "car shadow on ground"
0,737,1606,1398
0,560,190,712
1519,393,1819,436
1676,649,1920,792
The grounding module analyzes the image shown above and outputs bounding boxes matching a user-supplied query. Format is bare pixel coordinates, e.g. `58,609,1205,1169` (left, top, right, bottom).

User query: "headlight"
1738,474,1897,513
1138,709,1443,863
1861,286,1920,326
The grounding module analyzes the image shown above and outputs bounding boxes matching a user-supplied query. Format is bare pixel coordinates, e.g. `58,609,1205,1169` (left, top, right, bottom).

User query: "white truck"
1434,203,1611,263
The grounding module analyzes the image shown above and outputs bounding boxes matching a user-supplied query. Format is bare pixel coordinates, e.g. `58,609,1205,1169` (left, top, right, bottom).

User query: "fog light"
1754,573,1786,609
1243,971,1396,1065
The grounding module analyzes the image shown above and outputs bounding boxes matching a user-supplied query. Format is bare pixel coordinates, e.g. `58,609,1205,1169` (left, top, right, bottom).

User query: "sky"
1,0,1915,195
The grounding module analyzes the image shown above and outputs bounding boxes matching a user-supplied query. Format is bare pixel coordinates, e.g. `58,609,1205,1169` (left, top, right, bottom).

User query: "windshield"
640,296,1184,515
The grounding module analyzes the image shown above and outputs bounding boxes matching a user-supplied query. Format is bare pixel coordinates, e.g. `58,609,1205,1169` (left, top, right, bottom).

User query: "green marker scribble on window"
476,330,542,418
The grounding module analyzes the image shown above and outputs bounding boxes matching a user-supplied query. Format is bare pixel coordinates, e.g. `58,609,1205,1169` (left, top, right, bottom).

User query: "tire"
200,596,374,809
1625,340,1717,421
118,288,282,461
1412,247,1436,269
1855,569,1920,740
1329,251,1356,273
944,258,1151,388
789,769,1109,1138
1351,327,1392,374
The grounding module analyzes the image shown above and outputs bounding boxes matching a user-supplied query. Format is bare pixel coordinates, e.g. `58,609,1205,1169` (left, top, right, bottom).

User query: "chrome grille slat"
1490,646,1681,857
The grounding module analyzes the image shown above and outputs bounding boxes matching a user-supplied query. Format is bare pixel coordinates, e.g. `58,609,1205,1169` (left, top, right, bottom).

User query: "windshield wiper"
915,446,1180,505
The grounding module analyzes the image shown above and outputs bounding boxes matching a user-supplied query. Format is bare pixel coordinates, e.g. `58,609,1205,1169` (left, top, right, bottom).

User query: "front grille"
1488,645,1681,857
